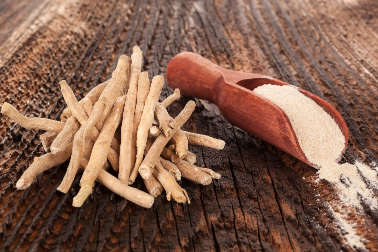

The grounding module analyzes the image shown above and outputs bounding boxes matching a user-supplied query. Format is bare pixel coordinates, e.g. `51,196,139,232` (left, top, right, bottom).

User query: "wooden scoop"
166,52,348,169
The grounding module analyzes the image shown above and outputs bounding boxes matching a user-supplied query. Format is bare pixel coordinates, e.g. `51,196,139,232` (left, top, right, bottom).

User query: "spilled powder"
254,84,378,249
328,207,366,250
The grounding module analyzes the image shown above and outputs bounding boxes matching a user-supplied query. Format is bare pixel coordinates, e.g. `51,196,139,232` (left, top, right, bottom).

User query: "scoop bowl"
166,52,349,169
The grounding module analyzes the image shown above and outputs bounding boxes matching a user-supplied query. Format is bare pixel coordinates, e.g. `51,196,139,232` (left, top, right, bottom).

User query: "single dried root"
1,103,64,133
143,176,164,197
139,100,195,179
175,160,212,185
141,137,164,196
183,131,225,150
154,103,175,137
128,72,150,185
85,100,121,171
160,157,181,181
161,89,180,108
119,48,145,184
107,148,120,172
40,131,57,152
134,75,165,177
82,55,130,149
78,158,154,208
153,160,190,203
16,143,72,190
60,80,88,123
61,80,108,122
81,98,93,115
169,130,188,158
50,116,80,154
99,170,154,208
57,127,85,193
73,96,126,207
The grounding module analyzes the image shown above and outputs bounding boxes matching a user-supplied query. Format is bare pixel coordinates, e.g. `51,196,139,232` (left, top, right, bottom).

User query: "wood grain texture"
0,0,377,251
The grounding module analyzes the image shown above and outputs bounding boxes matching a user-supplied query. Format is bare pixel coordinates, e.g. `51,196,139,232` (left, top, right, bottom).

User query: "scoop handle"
166,52,223,104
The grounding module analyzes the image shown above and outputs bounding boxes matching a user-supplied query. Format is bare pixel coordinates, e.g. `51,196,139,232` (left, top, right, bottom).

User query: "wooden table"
1,0,378,251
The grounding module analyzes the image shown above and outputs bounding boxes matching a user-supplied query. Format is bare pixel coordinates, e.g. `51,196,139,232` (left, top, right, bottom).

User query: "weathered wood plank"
0,0,378,251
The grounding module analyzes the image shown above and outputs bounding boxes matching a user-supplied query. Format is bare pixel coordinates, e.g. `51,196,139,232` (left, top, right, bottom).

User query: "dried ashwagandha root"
155,89,181,137
51,98,92,154
79,158,154,208
142,137,163,196
161,88,180,108
57,127,85,193
80,100,120,172
1,103,65,133
98,168,154,208
198,167,221,179
184,151,196,164
154,103,176,137
161,146,181,163
82,55,130,148
175,160,213,185
50,116,80,154
119,46,144,184
73,96,126,207
153,159,190,203
16,143,73,190
139,100,196,179
60,80,109,122
143,176,164,197
56,85,121,193
9,48,226,210
133,75,165,181
169,130,188,159
40,131,57,152
59,80,120,154
183,131,225,150
149,125,161,138
160,157,181,181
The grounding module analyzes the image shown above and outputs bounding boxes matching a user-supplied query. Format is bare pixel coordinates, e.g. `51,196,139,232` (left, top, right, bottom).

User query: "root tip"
59,80,67,87
16,179,24,189
132,45,142,53
139,165,152,179
146,197,155,208
201,177,212,185
171,190,187,203
117,55,130,69
72,185,92,207
218,140,226,150
150,187,163,197
1,102,10,113
212,172,221,179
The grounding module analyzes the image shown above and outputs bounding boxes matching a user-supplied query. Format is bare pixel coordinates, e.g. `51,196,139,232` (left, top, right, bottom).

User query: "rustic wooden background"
0,0,378,251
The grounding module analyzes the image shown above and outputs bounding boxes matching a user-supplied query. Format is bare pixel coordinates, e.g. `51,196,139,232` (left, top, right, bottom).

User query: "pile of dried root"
2,46,225,208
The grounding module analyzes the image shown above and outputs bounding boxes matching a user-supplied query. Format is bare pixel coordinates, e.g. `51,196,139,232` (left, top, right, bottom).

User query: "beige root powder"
254,84,345,166
254,84,378,249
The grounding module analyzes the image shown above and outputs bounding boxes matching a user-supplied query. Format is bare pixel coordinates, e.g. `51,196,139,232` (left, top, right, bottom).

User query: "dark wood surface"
0,0,378,251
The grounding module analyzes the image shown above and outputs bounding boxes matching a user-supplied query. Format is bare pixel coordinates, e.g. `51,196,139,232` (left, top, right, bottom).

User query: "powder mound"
253,84,345,168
